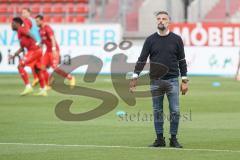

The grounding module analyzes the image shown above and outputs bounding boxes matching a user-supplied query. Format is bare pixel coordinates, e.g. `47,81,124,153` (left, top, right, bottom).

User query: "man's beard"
158,24,166,31
12,27,17,31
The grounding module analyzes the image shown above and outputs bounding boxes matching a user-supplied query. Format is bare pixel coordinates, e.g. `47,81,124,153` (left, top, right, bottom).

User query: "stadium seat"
75,16,85,22
0,5,8,13
67,16,75,22
43,16,51,22
8,0,18,2
0,0,89,24
16,3,30,13
65,3,75,13
51,16,64,23
66,0,75,2
68,16,85,23
66,0,88,2
0,16,7,23
42,4,52,13
0,0,9,2
76,0,88,2
7,6,14,13
7,16,14,23
30,0,45,2
31,5,41,13
52,4,65,13
21,0,34,2
76,5,88,13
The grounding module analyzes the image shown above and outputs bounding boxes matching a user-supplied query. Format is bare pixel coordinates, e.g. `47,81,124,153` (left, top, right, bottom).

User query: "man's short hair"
22,8,31,13
155,11,169,17
12,17,23,25
35,15,44,20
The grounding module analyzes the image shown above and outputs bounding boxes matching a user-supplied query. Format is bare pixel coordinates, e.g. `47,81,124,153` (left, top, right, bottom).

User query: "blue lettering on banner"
0,30,19,46
68,29,80,46
10,32,19,45
83,30,87,46
104,30,115,44
60,29,64,46
90,29,100,46
0,30,7,45
0,26,118,47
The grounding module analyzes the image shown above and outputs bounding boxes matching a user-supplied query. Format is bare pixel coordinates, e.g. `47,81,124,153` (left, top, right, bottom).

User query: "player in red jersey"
9,17,47,96
21,8,40,87
21,8,32,29
35,15,75,87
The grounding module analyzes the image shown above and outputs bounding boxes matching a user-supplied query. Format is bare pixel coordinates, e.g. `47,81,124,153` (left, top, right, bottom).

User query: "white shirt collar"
157,29,170,36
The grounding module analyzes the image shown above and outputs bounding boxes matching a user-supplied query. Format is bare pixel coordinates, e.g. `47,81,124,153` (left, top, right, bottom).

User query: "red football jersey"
22,17,32,29
39,24,59,52
17,26,38,51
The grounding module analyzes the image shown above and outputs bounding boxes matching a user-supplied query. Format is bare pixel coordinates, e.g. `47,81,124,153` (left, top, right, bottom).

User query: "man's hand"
52,49,57,58
129,78,137,93
38,43,43,48
8,54,15,61
181,82,189,95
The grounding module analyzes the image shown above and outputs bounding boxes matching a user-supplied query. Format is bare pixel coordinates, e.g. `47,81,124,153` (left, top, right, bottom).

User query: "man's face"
21,9,30,18
35,18,42,27
156,14,170,31
11,21,18,31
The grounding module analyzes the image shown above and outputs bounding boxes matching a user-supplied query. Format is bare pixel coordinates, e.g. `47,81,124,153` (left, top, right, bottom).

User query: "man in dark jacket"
129,11,189,148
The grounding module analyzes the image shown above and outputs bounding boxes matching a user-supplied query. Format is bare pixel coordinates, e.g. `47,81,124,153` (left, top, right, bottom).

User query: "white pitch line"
0,142,240,153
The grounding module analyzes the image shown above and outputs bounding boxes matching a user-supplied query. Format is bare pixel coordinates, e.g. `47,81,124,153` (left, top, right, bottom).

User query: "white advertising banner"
170,23,240,47
0,23,122,73
122,46,240,76
0,23,239,76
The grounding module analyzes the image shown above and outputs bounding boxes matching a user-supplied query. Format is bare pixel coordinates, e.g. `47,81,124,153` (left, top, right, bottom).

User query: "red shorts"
26,60,36,69
20,48,42,68
41,51,60,69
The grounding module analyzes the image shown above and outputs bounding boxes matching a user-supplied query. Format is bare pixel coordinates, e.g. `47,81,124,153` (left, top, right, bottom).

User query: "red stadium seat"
13,3,29,14
66,3,75,13
75,0,88,2
52,0,67,2
31,6,41,13
52,4,65,13
67,16,85,23
76,5,88,13
40,0,58,2
9,0,19,2
0,0,89,24
31,0,44,2
43,16,51,22
75,16,85,22
66,0,75,2
7,16,14,23
51,16,63,23
65,0,87,2
0,5,8,13
67,16,74,22
42,4,52,13
0,16,7,23
8,6,15,13
40,0,67,3
31,5,41,13
21,0,34,2
0,0,9,2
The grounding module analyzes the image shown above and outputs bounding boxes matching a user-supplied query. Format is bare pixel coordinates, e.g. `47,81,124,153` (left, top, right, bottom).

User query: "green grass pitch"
0,74,240,160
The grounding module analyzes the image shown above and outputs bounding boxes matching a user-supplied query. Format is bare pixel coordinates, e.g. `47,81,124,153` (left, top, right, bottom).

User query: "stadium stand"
138,0,184,36
2,0,239,33
125,0,143,31
205,0,240,21
0,0,89,23
188,0,240,22
188,0,220,22
92,0,143,31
